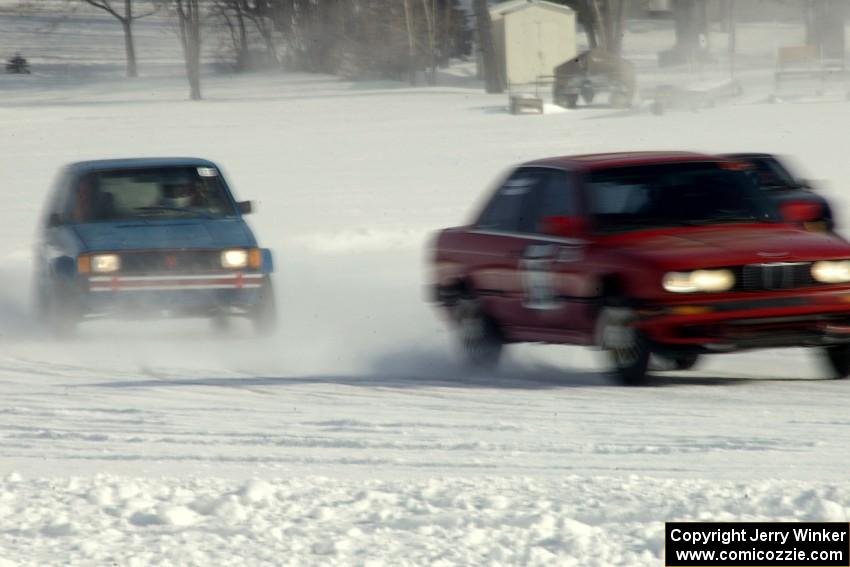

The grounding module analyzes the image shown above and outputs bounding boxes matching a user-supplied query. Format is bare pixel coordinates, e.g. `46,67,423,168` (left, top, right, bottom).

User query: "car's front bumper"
78,272,267,318
638,288,850,352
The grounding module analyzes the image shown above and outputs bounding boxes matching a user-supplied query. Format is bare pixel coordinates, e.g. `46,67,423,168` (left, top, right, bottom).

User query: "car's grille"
118,250,223,274
737,262,815,291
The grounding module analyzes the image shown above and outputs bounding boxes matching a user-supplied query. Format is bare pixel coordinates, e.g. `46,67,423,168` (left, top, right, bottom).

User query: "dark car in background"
724,152,834,232
35,157,276,335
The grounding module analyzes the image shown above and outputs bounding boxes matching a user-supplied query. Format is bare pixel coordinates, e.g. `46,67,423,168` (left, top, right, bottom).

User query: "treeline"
213,0,472,83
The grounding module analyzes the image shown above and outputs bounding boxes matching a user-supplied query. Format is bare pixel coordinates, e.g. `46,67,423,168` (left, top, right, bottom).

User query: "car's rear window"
69,166,237,223
587,162,773,234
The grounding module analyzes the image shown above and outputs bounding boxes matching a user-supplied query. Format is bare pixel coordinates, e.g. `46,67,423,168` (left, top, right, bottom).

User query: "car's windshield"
588,162,773,234
69,166,237,223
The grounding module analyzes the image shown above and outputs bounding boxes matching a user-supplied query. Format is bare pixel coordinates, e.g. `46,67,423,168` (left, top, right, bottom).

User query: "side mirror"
47,213,63,228
237,200,253,215
781,200,822,223
540,215,588,239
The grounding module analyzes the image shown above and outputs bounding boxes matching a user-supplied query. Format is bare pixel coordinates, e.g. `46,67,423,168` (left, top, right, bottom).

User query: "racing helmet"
162,181,194,208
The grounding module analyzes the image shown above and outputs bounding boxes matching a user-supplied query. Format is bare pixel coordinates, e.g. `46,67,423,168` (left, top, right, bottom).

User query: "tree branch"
81,0,123,20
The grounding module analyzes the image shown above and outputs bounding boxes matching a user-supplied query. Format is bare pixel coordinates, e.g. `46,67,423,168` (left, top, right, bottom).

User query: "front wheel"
38,279,80,338
597,303,651,385
652,352,700,371
453,295,503,370
249,277,277,336
822,344,850,379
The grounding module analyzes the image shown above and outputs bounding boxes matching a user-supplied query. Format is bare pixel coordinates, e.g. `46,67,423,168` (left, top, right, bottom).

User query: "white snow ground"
2,8,850,566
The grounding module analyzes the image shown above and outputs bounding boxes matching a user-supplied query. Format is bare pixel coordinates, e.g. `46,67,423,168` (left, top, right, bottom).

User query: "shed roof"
490,0,574,18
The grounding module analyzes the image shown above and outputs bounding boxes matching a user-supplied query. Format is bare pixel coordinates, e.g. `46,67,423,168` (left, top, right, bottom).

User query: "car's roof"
66,157,219,173
719,152,777,160
522,151,722,171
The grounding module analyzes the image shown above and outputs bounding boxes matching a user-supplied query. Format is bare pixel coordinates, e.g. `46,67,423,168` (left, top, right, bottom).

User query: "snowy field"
3,7,850,566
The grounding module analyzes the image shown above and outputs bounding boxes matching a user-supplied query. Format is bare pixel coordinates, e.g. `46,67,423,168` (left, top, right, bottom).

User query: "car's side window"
526,169,574,235
476,170,541,233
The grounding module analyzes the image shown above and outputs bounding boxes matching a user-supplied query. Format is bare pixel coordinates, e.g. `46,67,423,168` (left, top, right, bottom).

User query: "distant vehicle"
429,151,850,385
723,152,834,232
5,53,30,74
553,48,635,109
35,158,275,335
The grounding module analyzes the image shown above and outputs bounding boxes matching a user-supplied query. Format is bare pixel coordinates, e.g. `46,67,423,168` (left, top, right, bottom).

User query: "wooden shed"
490,0,577,88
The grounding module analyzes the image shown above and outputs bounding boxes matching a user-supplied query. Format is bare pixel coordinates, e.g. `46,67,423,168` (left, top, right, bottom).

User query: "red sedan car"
429,152,850,384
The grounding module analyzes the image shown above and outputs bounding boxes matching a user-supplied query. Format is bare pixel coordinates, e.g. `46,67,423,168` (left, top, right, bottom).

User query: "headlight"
812,260,850,283
662,269,735,293
221,249,248,269
91,254,120,273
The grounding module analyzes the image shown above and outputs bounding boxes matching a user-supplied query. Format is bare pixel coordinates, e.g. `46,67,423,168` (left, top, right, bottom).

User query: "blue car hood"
73,219,256,251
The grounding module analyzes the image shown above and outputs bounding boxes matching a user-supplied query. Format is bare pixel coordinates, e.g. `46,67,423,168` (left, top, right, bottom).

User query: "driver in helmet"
162,180,200,209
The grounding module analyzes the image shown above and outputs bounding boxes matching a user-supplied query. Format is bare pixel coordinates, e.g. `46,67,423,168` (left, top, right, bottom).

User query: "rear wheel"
564,94,579,109
454,294,503,370
597,300,651,385
822,344,850,379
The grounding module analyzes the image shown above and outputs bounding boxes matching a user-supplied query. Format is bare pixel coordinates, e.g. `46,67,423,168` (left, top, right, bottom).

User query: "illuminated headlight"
662,269,735,293
91,254,120,273
221,249,248,269
811,260,850,283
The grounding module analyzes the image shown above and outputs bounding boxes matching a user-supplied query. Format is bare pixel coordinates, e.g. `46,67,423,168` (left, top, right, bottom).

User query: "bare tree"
473,0,502,93
805,0,846,60
420,0,438,85
175,0,202,100
77,0,157,77
210,0,280,70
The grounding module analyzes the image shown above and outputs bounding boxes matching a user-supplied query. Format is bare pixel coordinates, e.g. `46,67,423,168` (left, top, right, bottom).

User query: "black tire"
40,279,80,338
565,94,579,109
250,277,277,336
596,300,651,385
580,85,595,104
823,344,850,379
653,352,700,371
453,294,503,370
211,311,232,335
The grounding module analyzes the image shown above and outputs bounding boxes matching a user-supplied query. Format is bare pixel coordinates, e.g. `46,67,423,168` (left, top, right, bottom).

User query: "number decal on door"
521,244,558,310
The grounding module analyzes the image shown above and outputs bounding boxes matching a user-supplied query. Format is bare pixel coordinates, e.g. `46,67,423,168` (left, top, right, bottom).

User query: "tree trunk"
177,0,202,100
422,0,437,85
121,18,138,78
122,1,138,77
236,6,248,67
402,0,417,85
473,0,503,93
672,0,707,57
806,0,846,60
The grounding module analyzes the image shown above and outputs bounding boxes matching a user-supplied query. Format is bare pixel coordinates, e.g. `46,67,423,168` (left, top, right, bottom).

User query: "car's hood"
73,219,256,251
609,225,850,269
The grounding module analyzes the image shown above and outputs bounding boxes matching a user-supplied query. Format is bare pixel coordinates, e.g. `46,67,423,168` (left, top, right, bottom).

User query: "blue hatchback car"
35,157,275,334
